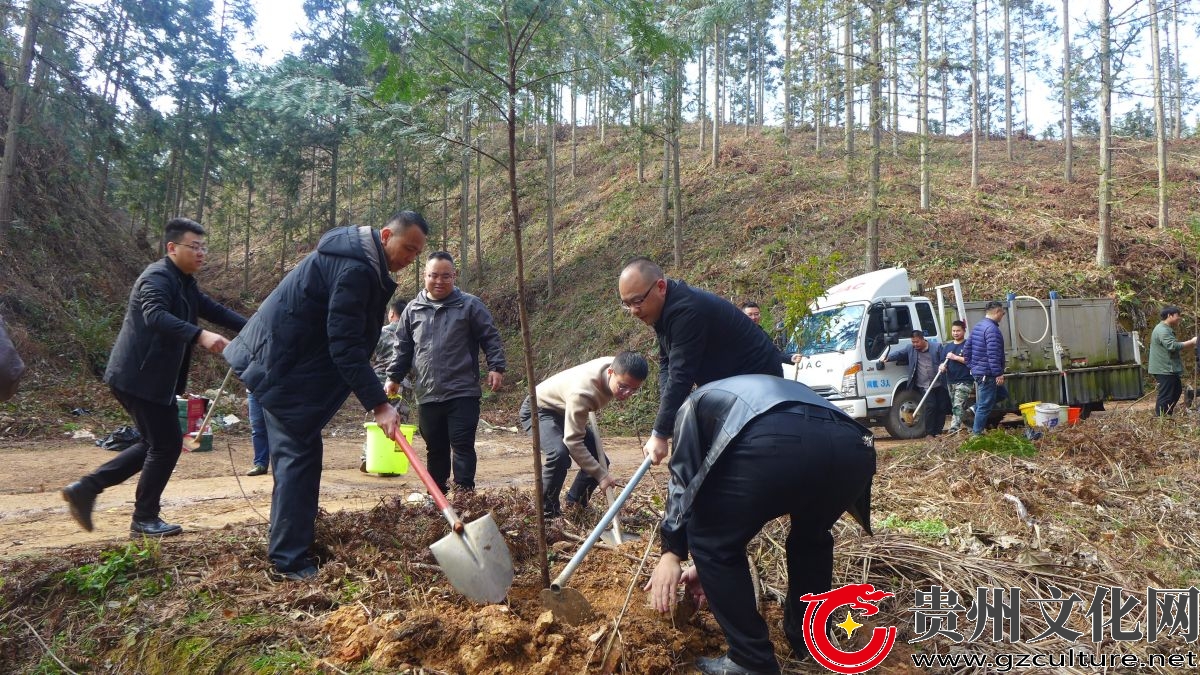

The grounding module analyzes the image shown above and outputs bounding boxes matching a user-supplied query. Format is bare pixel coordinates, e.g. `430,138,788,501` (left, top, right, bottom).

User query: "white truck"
781,268,1144,439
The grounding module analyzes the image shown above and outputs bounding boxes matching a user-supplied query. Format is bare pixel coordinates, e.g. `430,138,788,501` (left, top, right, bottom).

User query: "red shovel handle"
390,426,464,533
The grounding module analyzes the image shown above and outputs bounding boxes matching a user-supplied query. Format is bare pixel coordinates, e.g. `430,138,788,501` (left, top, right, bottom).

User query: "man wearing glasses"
961,300,1008,435
519,351,649,518
386,251,507,495
62,218,246,539
618,257,783,465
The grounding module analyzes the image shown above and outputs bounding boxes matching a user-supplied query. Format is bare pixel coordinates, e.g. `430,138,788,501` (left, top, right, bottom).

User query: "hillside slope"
4,124,1199,436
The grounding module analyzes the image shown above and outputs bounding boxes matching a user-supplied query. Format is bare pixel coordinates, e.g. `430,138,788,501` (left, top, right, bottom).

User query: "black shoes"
247,464,268,476
269,565,318,582
694,653,781,675
130,518,183,538
62,482,96,532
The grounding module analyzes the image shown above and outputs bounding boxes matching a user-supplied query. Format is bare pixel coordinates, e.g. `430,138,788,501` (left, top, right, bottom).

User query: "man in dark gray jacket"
386,251,506,494
62,218,246,538
645,375,875,675
224,212,428,580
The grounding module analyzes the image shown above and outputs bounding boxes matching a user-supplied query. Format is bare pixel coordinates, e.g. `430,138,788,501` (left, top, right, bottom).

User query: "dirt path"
0,424,917,559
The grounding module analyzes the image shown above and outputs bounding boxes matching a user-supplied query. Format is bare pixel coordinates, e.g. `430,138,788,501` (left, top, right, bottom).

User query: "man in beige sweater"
519,351,649,518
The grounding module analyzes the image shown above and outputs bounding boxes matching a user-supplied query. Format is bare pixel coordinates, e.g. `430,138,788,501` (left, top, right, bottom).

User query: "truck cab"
783,268,942,438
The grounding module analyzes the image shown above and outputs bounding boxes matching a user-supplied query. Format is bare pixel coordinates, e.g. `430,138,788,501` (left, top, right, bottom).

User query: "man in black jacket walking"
62,218,246,538
618,257,783,464
223,212,427,580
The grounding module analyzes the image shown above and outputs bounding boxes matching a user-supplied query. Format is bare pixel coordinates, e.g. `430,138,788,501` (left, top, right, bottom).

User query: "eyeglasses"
620,282,657,310
614,381,641,395
177,241,207,254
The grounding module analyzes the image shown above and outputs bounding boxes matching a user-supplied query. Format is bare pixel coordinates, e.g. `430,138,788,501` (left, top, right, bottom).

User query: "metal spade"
900,354,952,427
391,426,514,603
540,454,654,625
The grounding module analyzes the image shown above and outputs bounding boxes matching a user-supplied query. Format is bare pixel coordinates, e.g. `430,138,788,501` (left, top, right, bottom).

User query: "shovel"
540,453,654,624
900,354,952,427
589,413,635,546
390,425,514,603
182,367,234,451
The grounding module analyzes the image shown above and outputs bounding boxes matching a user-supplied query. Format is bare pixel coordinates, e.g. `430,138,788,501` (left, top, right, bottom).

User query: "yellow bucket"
1019,401,1041,428
364,422,415,475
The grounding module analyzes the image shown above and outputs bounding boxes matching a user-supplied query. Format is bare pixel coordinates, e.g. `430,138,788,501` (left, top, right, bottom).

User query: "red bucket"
1067,406,1082,426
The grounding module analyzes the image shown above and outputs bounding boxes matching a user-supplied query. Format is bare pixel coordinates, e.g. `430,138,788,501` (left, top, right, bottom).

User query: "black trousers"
418,396,481,492
1155,373,1183,416
81,387,184,522
518,396,600,516
914,384,949,436
687,406,876,672
263,406,323,574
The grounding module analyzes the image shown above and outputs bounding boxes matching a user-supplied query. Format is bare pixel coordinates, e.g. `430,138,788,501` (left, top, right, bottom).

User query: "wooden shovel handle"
391,426,463,533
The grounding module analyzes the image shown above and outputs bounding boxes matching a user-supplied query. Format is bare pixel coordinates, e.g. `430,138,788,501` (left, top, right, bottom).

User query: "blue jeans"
972,376,999,434
247,390,270,467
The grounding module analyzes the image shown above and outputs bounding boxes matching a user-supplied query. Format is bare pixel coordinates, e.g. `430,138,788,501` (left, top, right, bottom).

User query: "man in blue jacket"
962,301,1008,435
645,375,875,674
385,251,506,494
618,257,783,465
62,218,246,538
223,212,428,580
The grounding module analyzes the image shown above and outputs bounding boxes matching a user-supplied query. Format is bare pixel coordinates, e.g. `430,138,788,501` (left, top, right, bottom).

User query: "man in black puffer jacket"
62,218,246,539
223,212,428,581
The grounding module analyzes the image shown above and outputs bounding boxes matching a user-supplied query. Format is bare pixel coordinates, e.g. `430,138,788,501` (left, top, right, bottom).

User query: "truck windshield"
790,305,864,355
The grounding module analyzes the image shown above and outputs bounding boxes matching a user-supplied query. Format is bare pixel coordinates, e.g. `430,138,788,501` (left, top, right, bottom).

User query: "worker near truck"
878,329,950,436
961,301,1008,435
1148,305,1197,416
645,374,875,675
519,351,649,518
941,320,974,433
618,257,784,465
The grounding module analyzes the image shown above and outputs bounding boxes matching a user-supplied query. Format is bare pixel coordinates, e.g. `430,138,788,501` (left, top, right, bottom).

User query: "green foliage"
250,649,313,672
959,430,1037,457
879,514,950,540
62,541,159,599
771,252,845,347
64,295,120,377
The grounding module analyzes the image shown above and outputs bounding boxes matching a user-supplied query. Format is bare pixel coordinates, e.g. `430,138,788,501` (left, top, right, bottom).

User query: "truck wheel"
884,389,928,440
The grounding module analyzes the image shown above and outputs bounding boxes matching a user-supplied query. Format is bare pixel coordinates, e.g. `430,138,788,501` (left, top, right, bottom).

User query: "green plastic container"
363,422,415,474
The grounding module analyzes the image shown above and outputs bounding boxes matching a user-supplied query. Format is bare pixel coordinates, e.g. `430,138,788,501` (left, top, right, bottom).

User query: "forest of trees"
0,0,1196,276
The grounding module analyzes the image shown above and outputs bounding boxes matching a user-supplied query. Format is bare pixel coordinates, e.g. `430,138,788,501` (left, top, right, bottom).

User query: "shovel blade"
429,512,514,603
540,586,595,625
599,527,640,546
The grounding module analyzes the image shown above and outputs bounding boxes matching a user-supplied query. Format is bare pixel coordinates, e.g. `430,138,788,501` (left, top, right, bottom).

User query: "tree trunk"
971,0,980,190
329,141,339,232
1003,0,1012,160
546,85,556,296
919,0,930,209
866,0,882,272
672,57,683,268
712,23,722,168
0,0,41,237
890,15,899,158
1149,0,1167,229
699,39,707,156
1171,4,1182,139
475,130,483,282
984,0,991,134
570,62,577,179
1062,0,1072,182
243,178,253,295
784,0,792,136
843,0,854,179
460,96,471,287
1096,0,1112,268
